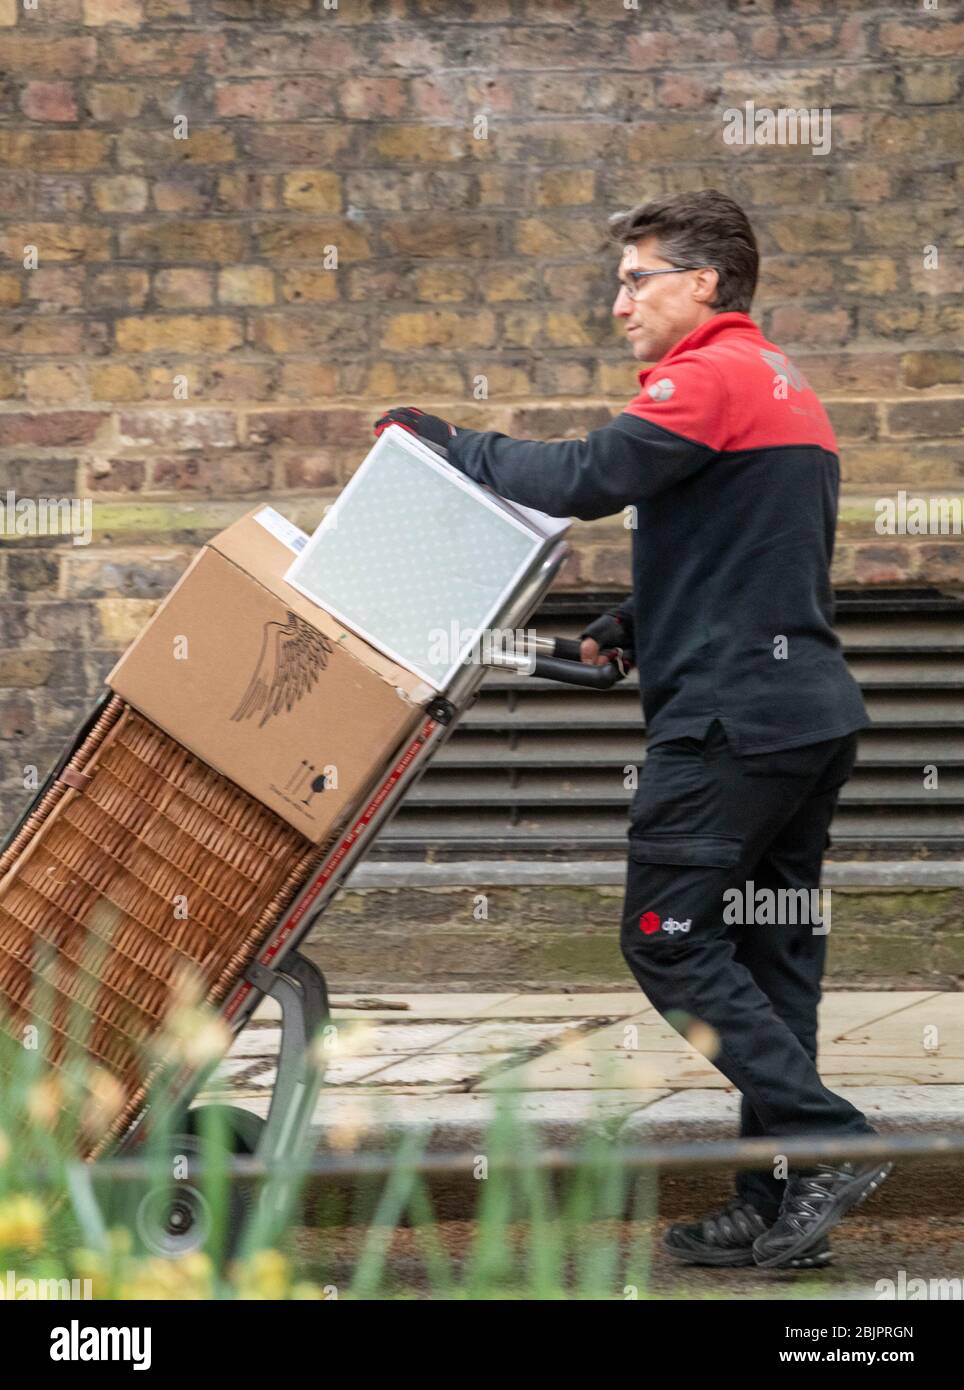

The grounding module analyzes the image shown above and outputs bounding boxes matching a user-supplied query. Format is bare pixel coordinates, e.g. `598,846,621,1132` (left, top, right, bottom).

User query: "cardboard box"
108,506,432,844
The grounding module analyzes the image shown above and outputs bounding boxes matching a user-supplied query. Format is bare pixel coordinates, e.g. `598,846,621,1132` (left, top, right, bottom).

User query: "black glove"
580,610,636,670
373,406,458,452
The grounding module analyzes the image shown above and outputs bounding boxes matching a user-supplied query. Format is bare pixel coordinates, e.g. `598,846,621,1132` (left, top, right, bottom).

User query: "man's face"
612,234,718,363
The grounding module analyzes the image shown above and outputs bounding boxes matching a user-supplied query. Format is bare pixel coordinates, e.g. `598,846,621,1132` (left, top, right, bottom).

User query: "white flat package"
284,424,570,689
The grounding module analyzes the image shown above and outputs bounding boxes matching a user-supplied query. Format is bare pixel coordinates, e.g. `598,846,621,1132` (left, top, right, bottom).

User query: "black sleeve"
445,413,716,522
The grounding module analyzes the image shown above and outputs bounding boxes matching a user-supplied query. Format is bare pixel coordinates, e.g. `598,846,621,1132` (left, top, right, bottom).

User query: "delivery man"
373,189,892,1271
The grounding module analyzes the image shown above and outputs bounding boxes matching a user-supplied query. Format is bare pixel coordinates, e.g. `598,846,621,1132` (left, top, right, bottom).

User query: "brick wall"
1,0,962,827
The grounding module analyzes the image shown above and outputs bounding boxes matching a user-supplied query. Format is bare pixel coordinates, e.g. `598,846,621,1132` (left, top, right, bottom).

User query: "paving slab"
818,991,942,1038
476,1047,723,1092
475,993,654,1018
422,1019,587,1054
826,993,964,1056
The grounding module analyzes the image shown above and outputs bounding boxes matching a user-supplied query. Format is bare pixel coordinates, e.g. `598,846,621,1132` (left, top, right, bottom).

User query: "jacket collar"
637,312,761,383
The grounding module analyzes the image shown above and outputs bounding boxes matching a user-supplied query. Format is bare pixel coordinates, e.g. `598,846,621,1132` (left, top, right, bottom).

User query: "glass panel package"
284,425,569,689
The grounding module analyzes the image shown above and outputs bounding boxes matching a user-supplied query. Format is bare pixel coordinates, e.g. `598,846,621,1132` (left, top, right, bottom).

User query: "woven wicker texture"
0,695,330,1158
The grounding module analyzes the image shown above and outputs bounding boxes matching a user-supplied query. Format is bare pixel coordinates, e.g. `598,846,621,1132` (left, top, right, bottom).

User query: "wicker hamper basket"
0,693,334,1160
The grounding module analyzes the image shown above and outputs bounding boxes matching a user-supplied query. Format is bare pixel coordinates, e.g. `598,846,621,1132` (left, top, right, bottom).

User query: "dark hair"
607,190,759,313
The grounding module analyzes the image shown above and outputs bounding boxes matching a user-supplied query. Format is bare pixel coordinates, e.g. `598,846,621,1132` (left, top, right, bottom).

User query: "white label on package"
253,506,309,553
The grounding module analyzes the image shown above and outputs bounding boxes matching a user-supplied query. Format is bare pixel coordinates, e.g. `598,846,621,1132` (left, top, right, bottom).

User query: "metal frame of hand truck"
110,534,625,1180
1,526,626,1251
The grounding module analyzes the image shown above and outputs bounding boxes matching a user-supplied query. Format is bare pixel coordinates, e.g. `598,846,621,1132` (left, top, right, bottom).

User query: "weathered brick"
0,651,58,687
279,170,342,212
277,362,338,400
280,454,340,491
338,77,409,121
767,211,853,254
24,364,88,404
153,268,215,308
215,78,336,121
98,33,215,78
151,453,271,494
381,310,496,351
825,401,880,441
115,315,243,352
879,20,964,59
252,219,369,262
118,220,246,263
885,400,964,439
245,410,367,447
247,310,367,354
27,268,94,320
901,63,961,106
204,359,276,400
5,555,59,597
217,265,275,305
83,0,143,22
92,175,149,214
94,598,158,645
280,269,340,304
20,82,79,123
0,36,96,77
0,412,104,447
84,458,146,492
89,268,150,309
0,695,34,740
2,458,79,493
0,224,111,262
117,410,237,449
60,546,193,600
84,84,145,122
0,273,22,307
0,130,107,170
5,320,109,357
533,169,596,208
900,353,964,390
117,129,237,168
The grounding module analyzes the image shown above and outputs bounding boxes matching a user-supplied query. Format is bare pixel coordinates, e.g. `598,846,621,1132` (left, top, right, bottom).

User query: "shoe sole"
752,1161,894,1270
663,1235,833,1270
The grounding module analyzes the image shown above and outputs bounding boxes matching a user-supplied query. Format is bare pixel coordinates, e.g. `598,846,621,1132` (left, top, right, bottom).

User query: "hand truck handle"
531,653,626,689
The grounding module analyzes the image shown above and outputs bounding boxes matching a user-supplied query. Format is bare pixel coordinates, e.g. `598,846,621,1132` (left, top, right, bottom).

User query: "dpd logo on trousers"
639,911,692,936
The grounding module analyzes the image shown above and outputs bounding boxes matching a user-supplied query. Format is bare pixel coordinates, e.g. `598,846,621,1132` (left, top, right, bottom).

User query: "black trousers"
620,718,874,1219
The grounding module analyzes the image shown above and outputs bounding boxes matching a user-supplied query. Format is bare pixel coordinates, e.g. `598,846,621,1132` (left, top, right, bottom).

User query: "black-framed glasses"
616,267,694,301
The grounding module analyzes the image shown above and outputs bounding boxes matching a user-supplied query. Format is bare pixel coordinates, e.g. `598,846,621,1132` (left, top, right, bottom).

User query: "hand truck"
0,532,628,1257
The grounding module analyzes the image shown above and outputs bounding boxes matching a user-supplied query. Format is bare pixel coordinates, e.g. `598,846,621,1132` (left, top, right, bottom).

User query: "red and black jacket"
445,312,869,755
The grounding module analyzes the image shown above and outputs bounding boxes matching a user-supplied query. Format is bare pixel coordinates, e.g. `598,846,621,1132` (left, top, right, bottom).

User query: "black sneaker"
753,1160,893,1269
663,1196,831,1269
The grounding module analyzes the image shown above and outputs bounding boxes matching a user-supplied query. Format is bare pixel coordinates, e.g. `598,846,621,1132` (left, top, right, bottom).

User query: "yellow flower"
155,1005,231,1069
119,1251,214,1301
81,1068,126,1135
70,1248,112,1301
232,1248,290,1300
26,1075,64,1129
0,1194,46,1250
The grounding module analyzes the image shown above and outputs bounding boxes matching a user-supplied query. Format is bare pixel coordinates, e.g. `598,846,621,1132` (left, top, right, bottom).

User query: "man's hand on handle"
579,609,636,672
373,406,458,452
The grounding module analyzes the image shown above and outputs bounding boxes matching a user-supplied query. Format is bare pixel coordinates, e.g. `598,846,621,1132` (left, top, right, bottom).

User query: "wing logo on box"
231,611,336,728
